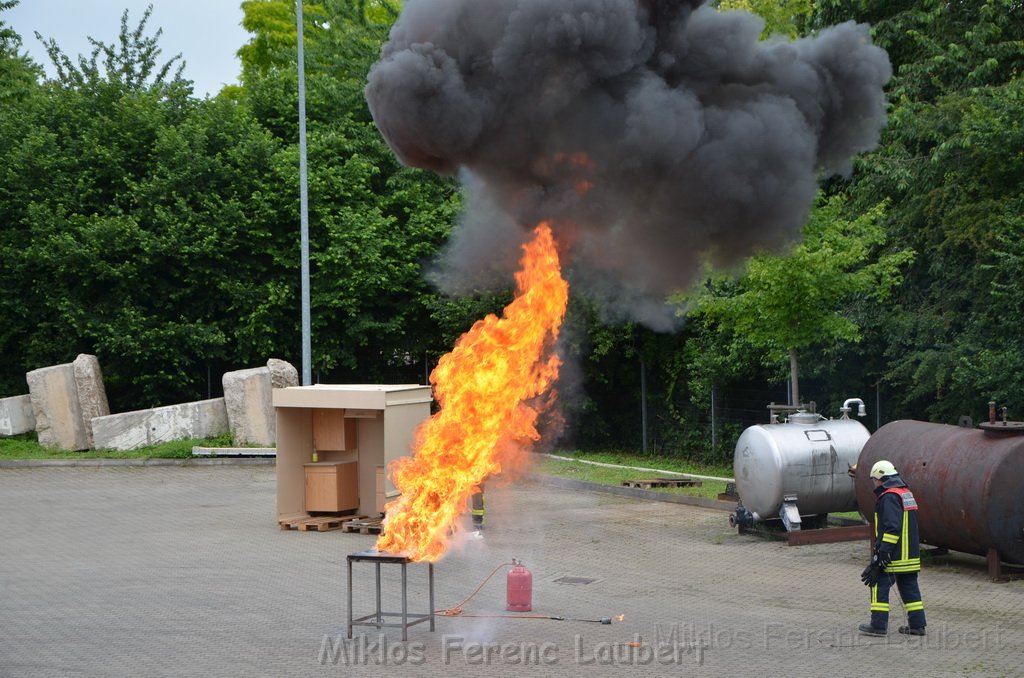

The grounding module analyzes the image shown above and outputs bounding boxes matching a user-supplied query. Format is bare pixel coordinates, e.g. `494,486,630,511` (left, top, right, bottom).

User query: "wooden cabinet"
304,462,359,512
273,384,432,521
312,409,357,450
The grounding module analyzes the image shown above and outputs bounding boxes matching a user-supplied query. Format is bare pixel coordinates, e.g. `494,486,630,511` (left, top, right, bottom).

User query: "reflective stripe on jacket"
873,483,921,573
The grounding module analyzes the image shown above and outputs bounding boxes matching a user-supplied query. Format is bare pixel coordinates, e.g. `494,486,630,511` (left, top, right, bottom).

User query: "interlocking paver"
0,465,1020,677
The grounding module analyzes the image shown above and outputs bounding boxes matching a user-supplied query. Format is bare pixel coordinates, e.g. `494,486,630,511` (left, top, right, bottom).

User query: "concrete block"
27,363,88,450
73,354,110,448
26,354,110,450
222,367,274,446
267,358,298,390
0,394,36,436
222,359,298,446
92,398,228,451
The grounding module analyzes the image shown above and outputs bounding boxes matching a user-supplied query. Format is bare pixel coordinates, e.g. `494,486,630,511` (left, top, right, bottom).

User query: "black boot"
898,626,926,636
859,623,887,636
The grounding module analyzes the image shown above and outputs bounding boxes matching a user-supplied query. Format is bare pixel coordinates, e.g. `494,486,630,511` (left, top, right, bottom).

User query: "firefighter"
471,484,485,532
859,460,927,637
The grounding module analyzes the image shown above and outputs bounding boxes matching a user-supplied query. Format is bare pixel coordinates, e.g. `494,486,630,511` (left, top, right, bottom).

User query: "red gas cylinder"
506,559,532,612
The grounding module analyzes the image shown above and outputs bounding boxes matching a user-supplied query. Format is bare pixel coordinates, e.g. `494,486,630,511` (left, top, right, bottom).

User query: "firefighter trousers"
871,571,925,630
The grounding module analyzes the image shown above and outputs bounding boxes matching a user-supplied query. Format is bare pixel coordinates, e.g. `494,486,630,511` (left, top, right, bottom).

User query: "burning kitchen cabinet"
273,385,432,522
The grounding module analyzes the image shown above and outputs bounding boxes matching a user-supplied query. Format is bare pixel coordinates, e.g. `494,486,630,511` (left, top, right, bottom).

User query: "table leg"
428,563,435,631
375,562,382,627
346,559,353,639
401,562,408,641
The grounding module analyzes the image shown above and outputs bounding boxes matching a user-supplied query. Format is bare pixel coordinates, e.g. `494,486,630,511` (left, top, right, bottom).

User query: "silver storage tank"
732,405,869,530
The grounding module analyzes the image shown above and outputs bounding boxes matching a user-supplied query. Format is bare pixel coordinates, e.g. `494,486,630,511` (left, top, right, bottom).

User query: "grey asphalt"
1,465,1021,677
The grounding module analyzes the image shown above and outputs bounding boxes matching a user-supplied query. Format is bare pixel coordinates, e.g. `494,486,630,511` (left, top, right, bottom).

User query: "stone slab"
191,446,276,457
72,354,110,447
268,358,299,390
91,397,228,450
223,367,273,445
25,354,109,450
0,394,36,436
222,359,298,446
26,363,88,450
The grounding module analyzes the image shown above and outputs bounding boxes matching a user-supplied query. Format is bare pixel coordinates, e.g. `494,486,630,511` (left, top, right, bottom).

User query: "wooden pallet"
278,514,367,532
622,478,703,489
341,518,384,535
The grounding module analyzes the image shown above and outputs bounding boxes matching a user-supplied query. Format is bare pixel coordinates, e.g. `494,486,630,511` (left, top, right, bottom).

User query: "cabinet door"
304,462,359,512
305,468,337,512
312,409,356,450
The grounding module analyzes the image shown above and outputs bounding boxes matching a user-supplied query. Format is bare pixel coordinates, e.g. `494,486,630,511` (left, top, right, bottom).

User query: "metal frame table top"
347,549,435,641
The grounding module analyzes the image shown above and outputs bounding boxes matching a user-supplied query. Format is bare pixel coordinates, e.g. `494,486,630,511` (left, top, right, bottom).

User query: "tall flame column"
377,223,569,562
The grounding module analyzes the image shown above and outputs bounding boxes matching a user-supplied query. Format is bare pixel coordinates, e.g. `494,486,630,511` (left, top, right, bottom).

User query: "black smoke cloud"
366,0,892,329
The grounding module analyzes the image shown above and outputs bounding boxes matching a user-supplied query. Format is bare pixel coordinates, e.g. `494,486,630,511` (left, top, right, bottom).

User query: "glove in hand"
861,552,891,586
861,561,881,586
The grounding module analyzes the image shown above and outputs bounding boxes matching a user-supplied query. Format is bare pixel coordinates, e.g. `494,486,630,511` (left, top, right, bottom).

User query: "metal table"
346,549,435,641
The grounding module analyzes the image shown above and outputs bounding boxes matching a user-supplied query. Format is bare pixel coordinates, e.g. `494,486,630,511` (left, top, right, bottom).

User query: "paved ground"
1,465,1021,677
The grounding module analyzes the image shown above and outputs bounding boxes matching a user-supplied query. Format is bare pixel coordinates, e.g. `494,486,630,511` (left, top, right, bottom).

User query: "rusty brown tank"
855,420,1024,565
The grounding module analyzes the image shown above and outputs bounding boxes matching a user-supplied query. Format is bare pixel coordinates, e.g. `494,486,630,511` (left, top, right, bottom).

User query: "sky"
5,1,250,98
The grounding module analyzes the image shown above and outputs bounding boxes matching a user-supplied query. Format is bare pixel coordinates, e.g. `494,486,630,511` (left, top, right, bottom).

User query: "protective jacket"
873,475,921,573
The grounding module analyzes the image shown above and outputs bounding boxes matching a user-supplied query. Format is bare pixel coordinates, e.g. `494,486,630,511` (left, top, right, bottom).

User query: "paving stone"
0,466,1020,677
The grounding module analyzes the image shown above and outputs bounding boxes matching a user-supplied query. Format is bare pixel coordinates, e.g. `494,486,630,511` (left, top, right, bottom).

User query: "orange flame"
376,223,569,561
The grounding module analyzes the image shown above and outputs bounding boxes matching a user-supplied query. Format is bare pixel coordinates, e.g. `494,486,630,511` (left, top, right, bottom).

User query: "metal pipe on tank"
855,420,1024,565
841,398,867,419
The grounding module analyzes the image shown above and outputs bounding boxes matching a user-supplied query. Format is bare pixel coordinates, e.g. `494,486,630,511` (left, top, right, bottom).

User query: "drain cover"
554,576,597,585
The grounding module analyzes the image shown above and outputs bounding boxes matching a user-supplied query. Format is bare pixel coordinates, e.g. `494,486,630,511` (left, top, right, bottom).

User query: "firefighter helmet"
869,460,898,479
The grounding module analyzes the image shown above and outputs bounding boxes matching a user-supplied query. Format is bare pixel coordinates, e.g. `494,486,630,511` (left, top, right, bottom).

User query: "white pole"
297,0,312,385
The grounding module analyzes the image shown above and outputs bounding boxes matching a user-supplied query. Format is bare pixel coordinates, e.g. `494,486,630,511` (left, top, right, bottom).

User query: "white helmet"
869,460,898,480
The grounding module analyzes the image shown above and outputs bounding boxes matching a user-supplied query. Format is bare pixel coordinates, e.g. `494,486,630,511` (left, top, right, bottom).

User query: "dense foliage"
685,195,913,409
1,0,1022,458
0,1,459,409
812,0,1024,422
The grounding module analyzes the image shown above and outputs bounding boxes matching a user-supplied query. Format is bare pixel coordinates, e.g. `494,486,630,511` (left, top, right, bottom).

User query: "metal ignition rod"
549,615,613,624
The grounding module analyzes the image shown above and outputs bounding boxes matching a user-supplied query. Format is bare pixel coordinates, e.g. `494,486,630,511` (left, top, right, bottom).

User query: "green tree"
880,77,1024,419
715,0,814,38
35,4,186,92
685,195,913,407
237,0,398,82
0,7,289,406
814,0,1024,421
238,0,328,83
238,0,459,382
0,0,42,103
0,0,461,405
